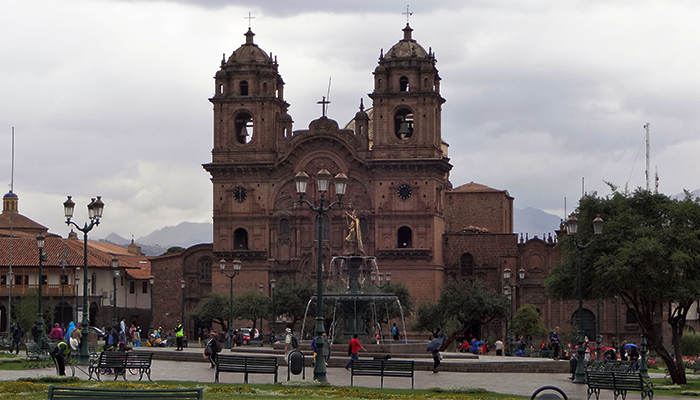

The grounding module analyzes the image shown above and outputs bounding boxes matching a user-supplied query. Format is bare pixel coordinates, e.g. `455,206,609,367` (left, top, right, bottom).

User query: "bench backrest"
587,371,645,390
352,359,414,372
97,351,129,368
217,355,277,370
48,385,203,399
125,351,154,367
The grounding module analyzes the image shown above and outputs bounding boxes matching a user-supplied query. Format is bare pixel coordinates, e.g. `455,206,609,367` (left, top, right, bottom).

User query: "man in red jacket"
345,334,367,370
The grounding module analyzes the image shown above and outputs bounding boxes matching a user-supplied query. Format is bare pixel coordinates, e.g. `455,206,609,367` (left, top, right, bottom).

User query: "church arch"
234,112,254,144
571,308,596,342
394,108,414,139
397,226,412,248
399,76,409,92
460,253,474,276
233,228,249,249
240,80,249,96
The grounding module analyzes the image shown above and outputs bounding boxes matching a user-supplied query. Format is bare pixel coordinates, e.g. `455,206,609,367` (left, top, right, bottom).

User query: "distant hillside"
101,222,212,256
513,207,562,238
136,222,212,247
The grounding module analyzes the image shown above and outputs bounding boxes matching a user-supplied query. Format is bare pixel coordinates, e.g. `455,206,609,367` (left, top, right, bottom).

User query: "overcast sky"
2,0,700,240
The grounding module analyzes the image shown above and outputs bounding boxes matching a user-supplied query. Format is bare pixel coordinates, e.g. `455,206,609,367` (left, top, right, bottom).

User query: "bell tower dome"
209,28,293,165
368,24,446,160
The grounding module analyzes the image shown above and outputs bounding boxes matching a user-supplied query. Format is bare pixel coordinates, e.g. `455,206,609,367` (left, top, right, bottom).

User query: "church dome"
385,24,429,59
225,28,273,64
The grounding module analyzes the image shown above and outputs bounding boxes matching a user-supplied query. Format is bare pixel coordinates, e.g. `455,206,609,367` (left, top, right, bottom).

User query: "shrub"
681,330,700,357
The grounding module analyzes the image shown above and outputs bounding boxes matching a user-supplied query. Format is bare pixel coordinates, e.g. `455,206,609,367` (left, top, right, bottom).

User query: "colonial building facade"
150,24,661,345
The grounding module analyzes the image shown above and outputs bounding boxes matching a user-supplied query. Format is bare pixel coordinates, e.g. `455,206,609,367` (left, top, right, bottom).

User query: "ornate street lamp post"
566,213,604,383
220,258,241,348
149,276,155,335
112,258,119,329
36,234,46,350
63,195,104,365
503,268,525,355
295,169,348,383
270,279,276,345
180,280,186,335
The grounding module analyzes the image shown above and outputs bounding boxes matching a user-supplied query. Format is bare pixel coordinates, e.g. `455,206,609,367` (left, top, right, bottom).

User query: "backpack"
291,335,299,349
392,326,398,336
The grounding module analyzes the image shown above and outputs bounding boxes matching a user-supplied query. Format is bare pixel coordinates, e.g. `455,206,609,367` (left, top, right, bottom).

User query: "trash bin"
287,350,305,380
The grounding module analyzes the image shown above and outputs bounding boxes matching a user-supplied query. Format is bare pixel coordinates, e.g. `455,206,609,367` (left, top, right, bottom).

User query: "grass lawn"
0,378,525,400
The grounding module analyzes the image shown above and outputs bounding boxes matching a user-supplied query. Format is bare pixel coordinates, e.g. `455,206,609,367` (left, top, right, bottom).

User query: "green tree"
544,188,700,384
513,303,547,340
13,290,53,342
362,281,414,333
233,290,271,333
189,292,230,332
436,278,509,350
272,277,315,331
412,301,445,337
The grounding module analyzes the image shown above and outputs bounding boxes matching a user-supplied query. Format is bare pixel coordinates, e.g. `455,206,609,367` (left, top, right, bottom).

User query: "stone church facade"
151,24,643,346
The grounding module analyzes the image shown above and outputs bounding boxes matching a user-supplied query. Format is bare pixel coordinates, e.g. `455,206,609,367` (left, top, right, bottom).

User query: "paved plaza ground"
0,346,687,400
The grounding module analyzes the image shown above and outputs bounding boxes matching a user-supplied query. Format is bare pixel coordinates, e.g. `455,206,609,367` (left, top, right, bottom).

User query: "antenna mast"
644,123,650,191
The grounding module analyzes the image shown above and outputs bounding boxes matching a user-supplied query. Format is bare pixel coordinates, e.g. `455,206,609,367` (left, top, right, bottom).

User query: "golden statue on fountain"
344,210,364,256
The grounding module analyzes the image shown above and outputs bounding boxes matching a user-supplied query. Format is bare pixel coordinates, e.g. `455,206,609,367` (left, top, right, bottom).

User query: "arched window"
279,218,290,235
315,214,330,240
199,259,212,281
399,76,409,92
234,228,249,249
263,82,268,93
234,112,253,144
240,81,248,96
394,108,414,139
397,226,412,248
460,253,474,276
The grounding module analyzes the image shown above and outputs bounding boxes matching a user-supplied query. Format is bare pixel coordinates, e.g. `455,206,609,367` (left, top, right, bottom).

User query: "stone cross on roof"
403,5,413,24
317,96,330,117
244,12,255,28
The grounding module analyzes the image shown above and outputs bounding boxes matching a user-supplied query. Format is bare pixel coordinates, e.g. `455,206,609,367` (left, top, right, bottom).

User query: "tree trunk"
440,325,469,351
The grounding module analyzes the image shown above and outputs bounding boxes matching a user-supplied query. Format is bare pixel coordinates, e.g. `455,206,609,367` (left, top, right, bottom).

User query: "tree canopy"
544,188,700,384
412,301,446,337
513,303,547,339
272,277,315,331
436,278,509,350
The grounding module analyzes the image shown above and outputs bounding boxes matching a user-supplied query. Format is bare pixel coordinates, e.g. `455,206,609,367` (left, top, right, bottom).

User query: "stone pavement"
0,348,685,400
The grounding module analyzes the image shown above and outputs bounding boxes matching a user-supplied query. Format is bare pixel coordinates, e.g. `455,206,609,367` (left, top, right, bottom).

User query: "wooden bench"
88,351,129,381
24,342,51,368
350,359,415,389
215,354,278,384
586,371,653,400
47,385,203,399
123,351,154,381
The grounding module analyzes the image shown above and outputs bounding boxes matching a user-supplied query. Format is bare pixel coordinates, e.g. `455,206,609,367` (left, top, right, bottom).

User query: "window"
130,281,135,294
279,218,290,235
200,260,212,281
91,272,96,295
234,228,249,249
234,112,254,144
360,218,369,237
626,308,637,324
394,108,414,139
16,275,27,285
460,253,474,276
263,82,268,93
142,281,148,294
61,274,69,285
397,226,412,248
1,275,5,285
41,275,47,285
240,81,248,96
399,76,409,92
315,214,330,240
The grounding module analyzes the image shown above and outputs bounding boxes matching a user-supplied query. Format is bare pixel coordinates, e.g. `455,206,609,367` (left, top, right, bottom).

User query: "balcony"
0,284,76,297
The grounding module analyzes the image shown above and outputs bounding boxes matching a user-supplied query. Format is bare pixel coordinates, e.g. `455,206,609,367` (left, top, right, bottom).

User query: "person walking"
495,338,504,356
345,333,367,370
50,323,64,340
11,323,23,354
205,331,221,368
391,323,399,341
174,320,184,351
549,326,561,360
70,323,82,350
